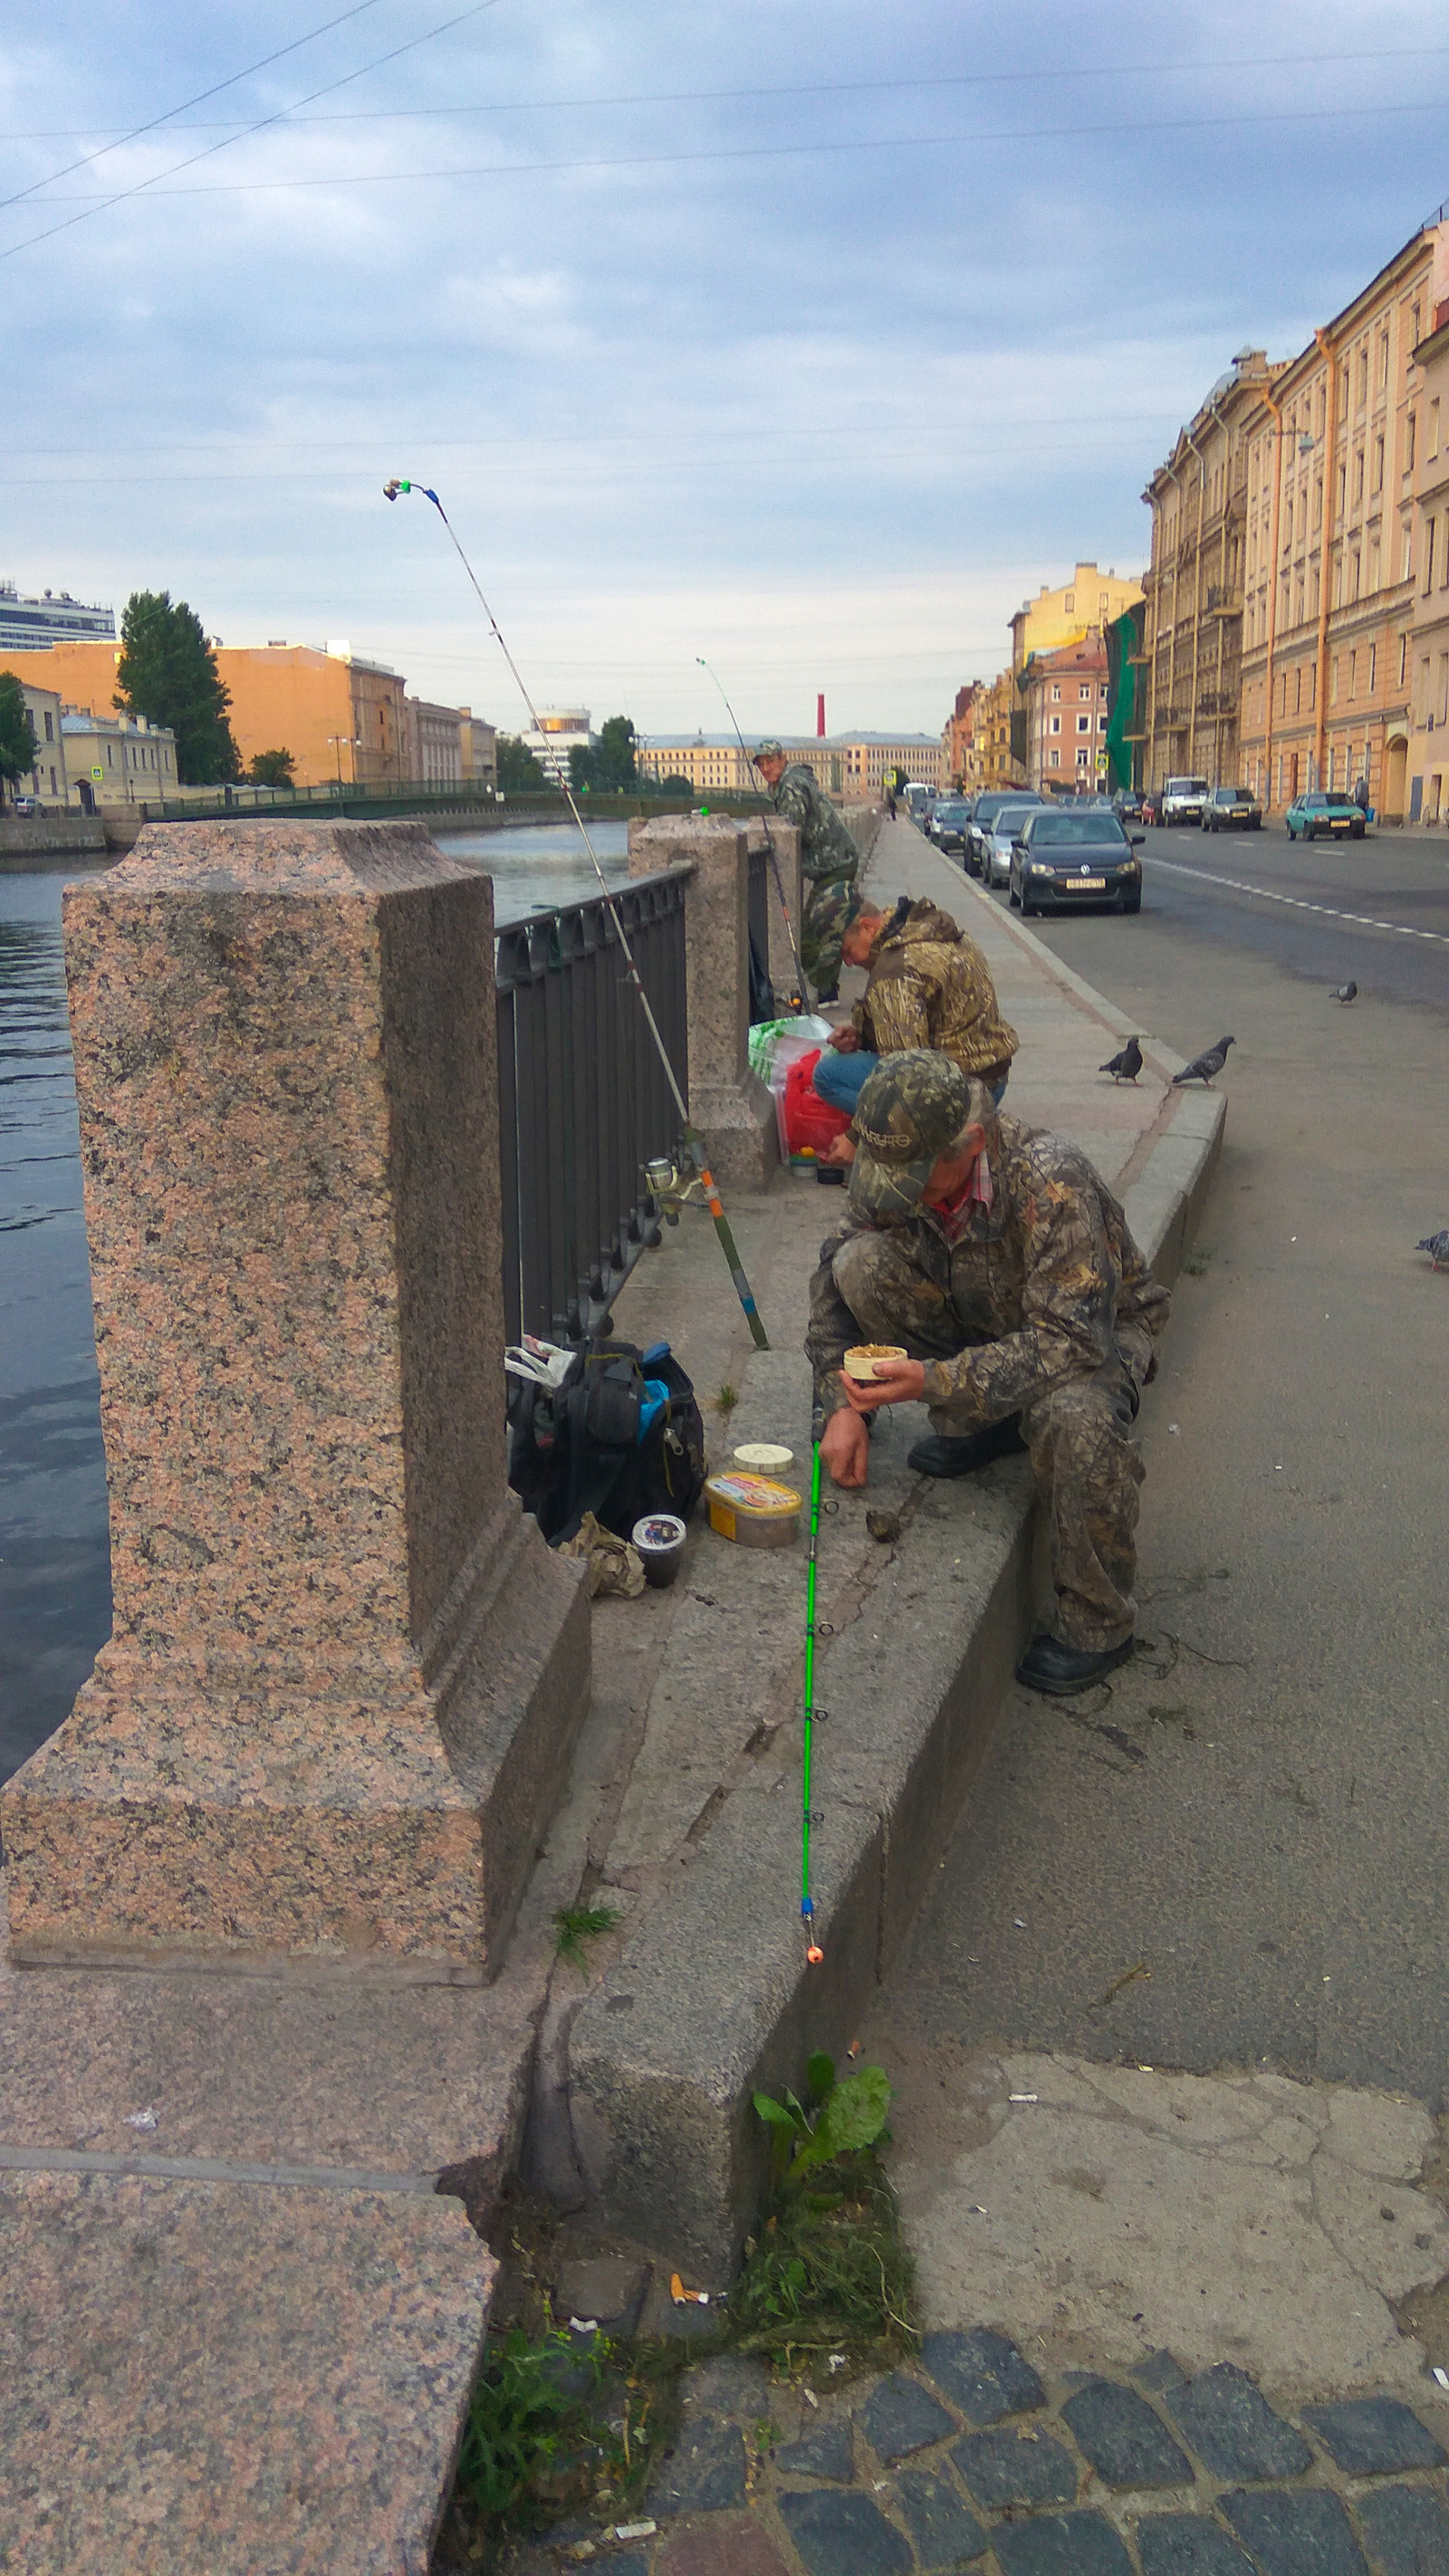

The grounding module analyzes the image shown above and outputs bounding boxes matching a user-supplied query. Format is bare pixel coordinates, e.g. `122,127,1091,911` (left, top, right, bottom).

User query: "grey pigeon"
1100,1036,1144,1084
1329,980,1358,1003
1417,1230,1449,1271
1172,1035,1235,1087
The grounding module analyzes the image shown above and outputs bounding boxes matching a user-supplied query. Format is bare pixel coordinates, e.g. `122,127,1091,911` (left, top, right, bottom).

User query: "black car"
1203,785,1262,832
927,797,973,855
1111,788,1143,822
1008,807,1144,916
965,787,1042,878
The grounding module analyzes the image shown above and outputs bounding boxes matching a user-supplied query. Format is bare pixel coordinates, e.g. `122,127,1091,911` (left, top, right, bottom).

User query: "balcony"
1205,587,1243,615
1195,690,1236,717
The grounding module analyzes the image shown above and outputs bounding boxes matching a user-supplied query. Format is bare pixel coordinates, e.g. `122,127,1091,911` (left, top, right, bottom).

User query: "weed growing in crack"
553,1903,620,1971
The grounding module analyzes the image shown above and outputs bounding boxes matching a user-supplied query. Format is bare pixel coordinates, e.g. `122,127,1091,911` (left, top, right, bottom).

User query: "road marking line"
1144,853,1449,946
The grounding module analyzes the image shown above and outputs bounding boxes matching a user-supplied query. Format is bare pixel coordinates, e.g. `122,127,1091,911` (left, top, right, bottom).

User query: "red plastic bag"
782,1049,853,1158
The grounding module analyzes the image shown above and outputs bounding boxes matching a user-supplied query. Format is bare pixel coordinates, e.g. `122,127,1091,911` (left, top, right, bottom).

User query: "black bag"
508,1336,706,1546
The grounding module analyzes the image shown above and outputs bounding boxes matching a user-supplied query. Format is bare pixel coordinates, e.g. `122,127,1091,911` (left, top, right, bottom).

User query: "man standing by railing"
754,739,859,1003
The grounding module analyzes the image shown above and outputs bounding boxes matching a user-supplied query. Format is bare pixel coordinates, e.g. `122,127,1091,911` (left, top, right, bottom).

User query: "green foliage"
553,1902,619,1970
454,2323,609,2523
246,746,295,788
115,591,240,785
715,1382,739,1415
496,732,550,793
570,715,639,795
729,2164,918,2371
0,670,40,793
660,772,696,796
753,2054,893,2188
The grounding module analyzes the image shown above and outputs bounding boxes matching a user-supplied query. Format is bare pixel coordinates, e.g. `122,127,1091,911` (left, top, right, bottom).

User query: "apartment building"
973,671,1022,790
458,707,496,791
1021,636,1110,795
1140,349,1283,792
1406,302,1449,822
941,683,983,790
1236,220,1448,817
1010,563,1143,674
12,679,69,805
404,695,464,784
635,733,942,796
62,708,177,808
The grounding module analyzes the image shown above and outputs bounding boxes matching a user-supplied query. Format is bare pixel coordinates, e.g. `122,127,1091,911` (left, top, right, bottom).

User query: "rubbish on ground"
561,1513,646,1599
705,1470,802,1548
568,2316,599,2335
1009,2093,1039,2103
669,2273,710,2305
1013,1918,1026,1928
630,1511,687,1590
1093,1959,1151,2007
1435,2367,1449,2390
611,2522,657,2542
843,1342,907,1383
802,2387,820,2408
733,1442,796,1473
829,2352,847,2371
124,2109,158,2131
866,1508,901,1543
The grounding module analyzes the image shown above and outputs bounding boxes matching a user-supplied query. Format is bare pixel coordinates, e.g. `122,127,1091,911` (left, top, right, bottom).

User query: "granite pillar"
628,815,776,1188
2,821,590,1984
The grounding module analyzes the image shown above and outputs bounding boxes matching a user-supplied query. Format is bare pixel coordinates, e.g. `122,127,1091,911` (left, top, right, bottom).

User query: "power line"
0,0,505,263
10,94,1446,219
9,43,1447,145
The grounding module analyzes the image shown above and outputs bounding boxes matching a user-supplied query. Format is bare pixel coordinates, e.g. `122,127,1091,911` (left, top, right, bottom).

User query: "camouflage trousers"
801,871,858,999
832,1230,1146,1652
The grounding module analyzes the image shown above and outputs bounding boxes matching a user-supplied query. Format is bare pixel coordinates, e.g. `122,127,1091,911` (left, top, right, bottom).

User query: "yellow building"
1405,301,1449,822
636,733,941,797
10,678,68,806
973,670,1022,790
61,707,177,808
1141,350,1285,792
1010,562,1144,673
1237,220,1448,818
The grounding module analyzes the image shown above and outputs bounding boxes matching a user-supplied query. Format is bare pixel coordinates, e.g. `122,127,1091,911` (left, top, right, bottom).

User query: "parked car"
905,783,932,826
1284,789,1366,841
965,788,1042,877
1111,789,1143,822
927,797,973,855
9,793,45,815
981,798,1048,889
1008,806,1144,916
1202,785,1262,832
1158,775,1210,825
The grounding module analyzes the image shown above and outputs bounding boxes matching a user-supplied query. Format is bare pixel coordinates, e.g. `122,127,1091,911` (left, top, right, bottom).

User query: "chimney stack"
816,693,826,738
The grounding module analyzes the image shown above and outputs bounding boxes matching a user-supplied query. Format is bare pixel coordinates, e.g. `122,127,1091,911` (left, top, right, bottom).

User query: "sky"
3,1,1447,739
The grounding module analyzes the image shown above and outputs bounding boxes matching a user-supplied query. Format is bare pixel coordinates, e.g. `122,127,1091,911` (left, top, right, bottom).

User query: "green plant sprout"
553,1903,620,1971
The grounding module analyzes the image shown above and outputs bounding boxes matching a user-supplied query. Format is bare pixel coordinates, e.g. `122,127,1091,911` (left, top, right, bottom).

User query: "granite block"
1221,2485,1369,2573
653,2422,749,2515
1061,2376,1195,2490
859,2369,958,2461
1355,2482,1449,2572
657,2521,795,2576
1136,2518,1255,2575
776,2487,914,2576
892,2465,989,2566
921,2325,1046,2425
2,822,590,1979
1302,2398,1447,2477
1166,2365,1313,2483
951,2424,1079,2511
0,2167,494,2574
775,2417,856,2483
989,2508,1136,2574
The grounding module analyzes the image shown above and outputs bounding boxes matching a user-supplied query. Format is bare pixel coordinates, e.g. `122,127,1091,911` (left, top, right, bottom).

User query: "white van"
1159,775,1209,825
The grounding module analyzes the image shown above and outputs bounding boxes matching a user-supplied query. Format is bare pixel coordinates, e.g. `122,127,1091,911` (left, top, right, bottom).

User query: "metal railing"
494,869,689,1343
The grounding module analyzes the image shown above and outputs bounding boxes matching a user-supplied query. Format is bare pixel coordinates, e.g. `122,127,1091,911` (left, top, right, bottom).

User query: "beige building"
635,733,942,797
1010,562,1143,674
62,707,177,808
404,695,464,784
941,683,984,791
974,670,1022,790
458,706,496,791
11,678,69,806
1022,635,1110,795
1141,349,1284,793
1405,301,1449,822
1237,220,1449,818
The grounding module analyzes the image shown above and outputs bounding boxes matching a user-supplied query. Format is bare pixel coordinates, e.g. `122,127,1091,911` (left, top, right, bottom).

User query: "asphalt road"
877,823,1449,2105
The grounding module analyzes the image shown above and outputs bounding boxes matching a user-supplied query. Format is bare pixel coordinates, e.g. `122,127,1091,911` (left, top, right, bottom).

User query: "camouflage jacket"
771,763,861,884
806,1113,1171,1423
852,900,1019,1081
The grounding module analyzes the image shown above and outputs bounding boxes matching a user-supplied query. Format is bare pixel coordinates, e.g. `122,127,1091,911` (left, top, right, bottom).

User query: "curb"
567,923,1226,2278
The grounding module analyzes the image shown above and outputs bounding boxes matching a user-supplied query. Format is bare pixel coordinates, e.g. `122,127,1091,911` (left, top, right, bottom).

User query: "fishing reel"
644,1153,708,1226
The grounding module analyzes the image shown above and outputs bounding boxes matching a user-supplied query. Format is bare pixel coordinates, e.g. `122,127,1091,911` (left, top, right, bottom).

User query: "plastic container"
630,1512,688,1589
704,1472,802,1549
731,1442,795,1475
843,1343,907,1383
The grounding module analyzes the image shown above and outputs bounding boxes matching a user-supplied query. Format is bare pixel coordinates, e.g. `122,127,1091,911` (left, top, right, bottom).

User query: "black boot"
1015,1633,1136,1697
907,1417,1025,1477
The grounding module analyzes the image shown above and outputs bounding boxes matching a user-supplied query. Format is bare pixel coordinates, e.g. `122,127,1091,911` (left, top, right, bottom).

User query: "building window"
1405,413,1416,472
1051,685,1060,702
1368,643,1377,695
1050,715,1060,735
1080,684,1091,700
1064,592,1075,611
1354,449,1365,504
1348,651,1357,700
1373,434,1384,493
1076,747,1090,768
43,710,53,741
1077,714,1090,734
1400,632,1409,687
1049,748,1060,767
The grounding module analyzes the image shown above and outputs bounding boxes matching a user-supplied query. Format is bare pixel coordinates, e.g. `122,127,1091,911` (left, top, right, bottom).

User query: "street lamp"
326,735,361,789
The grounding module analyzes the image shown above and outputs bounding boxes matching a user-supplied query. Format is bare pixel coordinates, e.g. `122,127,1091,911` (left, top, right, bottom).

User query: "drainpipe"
1261,382,1285,808
1180,421,1212,780
1311,327,1340,790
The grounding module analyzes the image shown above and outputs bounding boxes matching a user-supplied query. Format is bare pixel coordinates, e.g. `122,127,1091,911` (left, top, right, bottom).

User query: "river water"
0,822,634,1786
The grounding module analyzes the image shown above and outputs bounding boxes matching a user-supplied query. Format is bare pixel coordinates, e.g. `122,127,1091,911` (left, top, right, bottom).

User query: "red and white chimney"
816,693,826,738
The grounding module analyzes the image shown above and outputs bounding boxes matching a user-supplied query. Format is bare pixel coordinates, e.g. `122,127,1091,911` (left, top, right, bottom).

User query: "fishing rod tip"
382,478,407,500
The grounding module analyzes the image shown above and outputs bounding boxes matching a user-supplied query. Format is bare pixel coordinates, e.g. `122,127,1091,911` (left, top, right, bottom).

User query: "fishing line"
382,476,769,1350
694,655,806,1004
801,1436,824,1965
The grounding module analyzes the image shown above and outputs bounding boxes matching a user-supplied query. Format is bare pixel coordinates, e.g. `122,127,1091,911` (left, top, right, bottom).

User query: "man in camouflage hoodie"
805,1051,1170,1696
755,741,860,1001
813,896,1018,1121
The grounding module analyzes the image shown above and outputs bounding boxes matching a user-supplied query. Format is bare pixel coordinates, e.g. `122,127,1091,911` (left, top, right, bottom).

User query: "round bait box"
842,1342,907,1383
705,1470,802,1549
731,1441,796,1475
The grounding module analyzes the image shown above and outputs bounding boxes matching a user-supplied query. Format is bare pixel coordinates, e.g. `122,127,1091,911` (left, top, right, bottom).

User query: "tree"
568,715,638,796
496,733,549,793
0,671,40,803
659,773,696,798
115,591,241,785
247,748,295,788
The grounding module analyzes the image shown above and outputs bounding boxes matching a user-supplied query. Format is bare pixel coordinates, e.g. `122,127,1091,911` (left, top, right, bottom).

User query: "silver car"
982,800,1044,887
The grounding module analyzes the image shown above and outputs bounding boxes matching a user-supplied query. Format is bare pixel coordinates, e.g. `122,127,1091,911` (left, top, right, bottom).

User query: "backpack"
507,1335,707,1546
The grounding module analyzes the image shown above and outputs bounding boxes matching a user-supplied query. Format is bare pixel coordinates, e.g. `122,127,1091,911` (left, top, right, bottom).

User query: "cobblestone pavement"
504,2337,1449,2576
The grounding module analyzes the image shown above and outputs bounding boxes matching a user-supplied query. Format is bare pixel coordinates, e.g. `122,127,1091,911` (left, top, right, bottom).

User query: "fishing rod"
383,477,769,1352
694,656,807,1005
800,1435,824,1966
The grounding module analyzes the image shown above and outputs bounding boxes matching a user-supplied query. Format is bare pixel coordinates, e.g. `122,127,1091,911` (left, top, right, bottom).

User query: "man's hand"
820,1408,870,1488
823,1134,857,1167
841,1356,926,1414
829,1027,860,1053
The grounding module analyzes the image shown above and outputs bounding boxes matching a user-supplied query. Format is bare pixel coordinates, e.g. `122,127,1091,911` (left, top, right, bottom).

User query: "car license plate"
1066,877,1107,891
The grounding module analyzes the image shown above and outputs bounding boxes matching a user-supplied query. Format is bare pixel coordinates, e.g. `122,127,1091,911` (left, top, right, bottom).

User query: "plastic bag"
747,1014,836,1157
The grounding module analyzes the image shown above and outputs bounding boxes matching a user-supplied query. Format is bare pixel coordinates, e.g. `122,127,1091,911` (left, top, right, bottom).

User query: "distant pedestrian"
755,740,861,1003
886,786,897,821
1353,774,1370,814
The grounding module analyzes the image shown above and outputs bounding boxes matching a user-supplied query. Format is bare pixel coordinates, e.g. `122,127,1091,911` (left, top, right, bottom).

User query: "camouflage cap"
755,739,785,761
848,1050,973,1219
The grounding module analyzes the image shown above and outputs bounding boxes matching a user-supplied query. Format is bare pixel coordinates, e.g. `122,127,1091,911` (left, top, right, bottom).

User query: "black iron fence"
494,869,690,1344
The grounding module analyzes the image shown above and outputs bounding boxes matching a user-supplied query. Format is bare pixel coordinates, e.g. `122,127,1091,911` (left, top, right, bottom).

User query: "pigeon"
1099,1036,1144,1084
1329,980,1358,1003
1416,1230,1449,1271
1172,1035,1235,1086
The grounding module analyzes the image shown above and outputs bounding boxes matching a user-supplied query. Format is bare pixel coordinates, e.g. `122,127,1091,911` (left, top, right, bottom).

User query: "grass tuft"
552,1903,620,1971
715,1381,739,1415
727,2155,918,2379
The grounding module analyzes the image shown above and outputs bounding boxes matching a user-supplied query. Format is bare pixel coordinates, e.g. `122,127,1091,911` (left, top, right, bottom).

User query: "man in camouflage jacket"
755,741,860,1001
813,897,1018,1122
805,1051,1170,1696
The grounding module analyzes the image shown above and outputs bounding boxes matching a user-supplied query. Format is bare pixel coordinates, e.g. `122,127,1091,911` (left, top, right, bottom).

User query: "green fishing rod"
384,477,769,1351
801,1434,824,1965
695,655,808,1005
